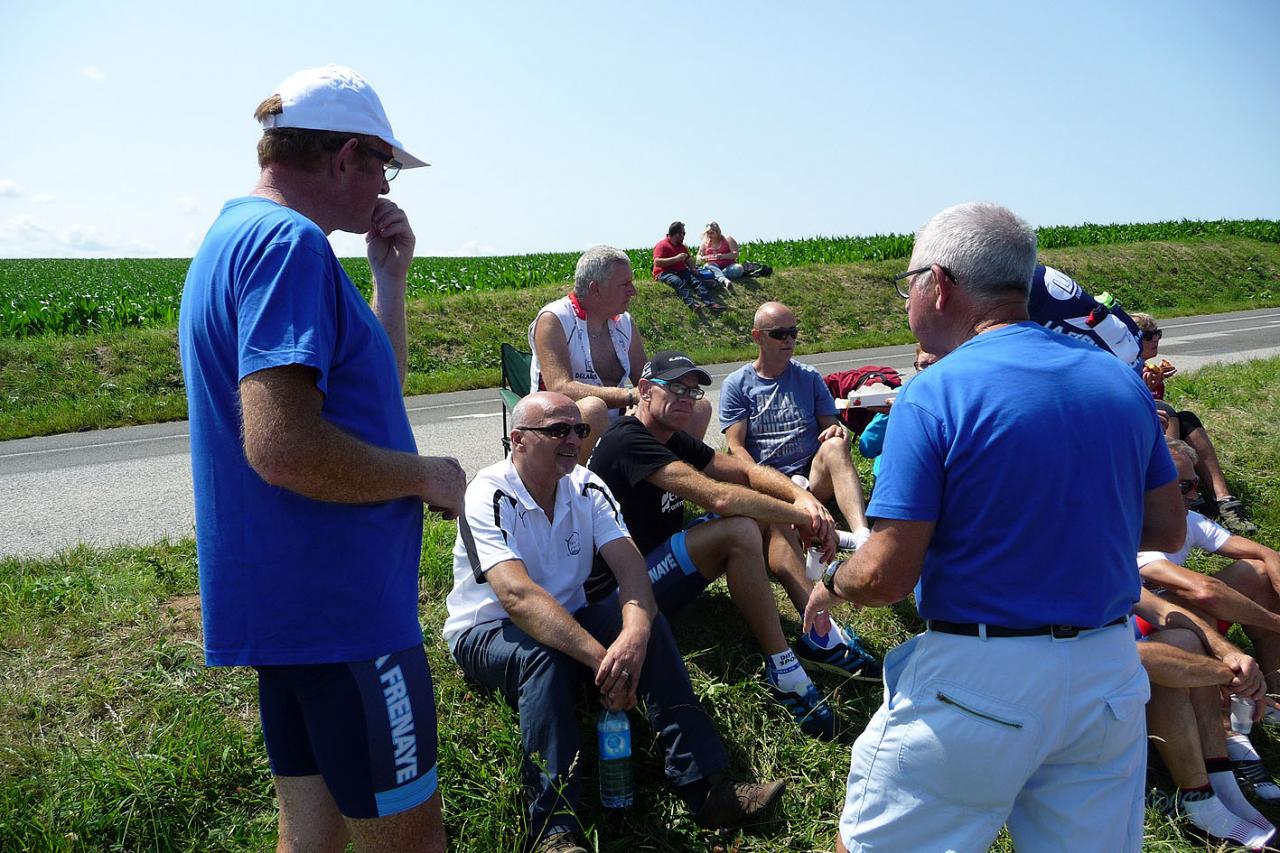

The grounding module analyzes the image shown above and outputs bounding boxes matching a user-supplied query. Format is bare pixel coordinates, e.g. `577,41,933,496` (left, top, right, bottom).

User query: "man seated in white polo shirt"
443,391,783,853
1136,438,1280,697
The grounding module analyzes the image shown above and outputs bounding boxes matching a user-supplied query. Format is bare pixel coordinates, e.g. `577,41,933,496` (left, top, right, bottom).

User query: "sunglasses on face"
1178,477,1200,494
1142,329,1163,341
650,379,706,400
761,327,799,340
516,422,592,439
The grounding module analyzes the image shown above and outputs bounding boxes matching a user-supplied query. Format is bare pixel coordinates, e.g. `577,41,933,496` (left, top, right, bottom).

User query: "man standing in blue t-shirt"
805,202,1186,853
178,65,462,852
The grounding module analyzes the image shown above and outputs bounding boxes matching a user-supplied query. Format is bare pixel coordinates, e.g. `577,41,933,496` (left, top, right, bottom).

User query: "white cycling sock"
1210,769,1274,830
766,649,812,695
1227,732,1260,762
1181,790,1275,849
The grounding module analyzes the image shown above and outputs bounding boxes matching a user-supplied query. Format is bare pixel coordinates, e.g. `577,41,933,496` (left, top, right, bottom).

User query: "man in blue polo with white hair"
806,201,1185,852
180,65,461,852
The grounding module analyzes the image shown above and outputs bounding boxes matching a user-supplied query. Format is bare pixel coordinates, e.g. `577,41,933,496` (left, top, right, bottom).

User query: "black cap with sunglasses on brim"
641,350,712,385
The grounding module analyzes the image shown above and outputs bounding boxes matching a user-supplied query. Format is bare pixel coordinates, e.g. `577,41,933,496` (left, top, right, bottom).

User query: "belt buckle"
1050,625,1080,640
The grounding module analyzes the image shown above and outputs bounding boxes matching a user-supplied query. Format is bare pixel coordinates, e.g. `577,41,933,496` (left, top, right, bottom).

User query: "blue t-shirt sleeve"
865,401,946,521
858,412,888,458
719,369,748,428
235,237,336,395
811,368,838,418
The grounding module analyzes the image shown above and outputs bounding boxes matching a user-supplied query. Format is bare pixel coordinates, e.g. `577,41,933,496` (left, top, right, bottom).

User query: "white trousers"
839,621,1149,853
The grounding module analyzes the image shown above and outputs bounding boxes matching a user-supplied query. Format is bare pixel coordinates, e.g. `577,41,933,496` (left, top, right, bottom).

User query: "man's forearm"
371,275,408,385
547,379,632,410
252,414,427,504
745,461,808,504
506,588,607,671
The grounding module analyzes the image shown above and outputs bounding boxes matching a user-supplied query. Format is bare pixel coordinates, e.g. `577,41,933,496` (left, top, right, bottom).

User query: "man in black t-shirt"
588,351,849,740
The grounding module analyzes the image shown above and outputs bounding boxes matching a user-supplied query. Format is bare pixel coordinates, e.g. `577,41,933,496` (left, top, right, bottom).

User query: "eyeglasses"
1141,329,1163,342
760,327,799,340
1178,477,1200,495
515,422,591,439
913,359,932,371
357,141,402,182
892,265,952,299
650,379,706,400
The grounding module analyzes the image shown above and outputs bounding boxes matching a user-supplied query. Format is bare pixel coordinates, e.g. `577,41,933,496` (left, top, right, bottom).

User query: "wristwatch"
821,558,844,593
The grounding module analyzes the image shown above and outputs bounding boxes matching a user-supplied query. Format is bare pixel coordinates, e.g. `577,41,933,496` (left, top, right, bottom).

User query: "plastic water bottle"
597,709,633,808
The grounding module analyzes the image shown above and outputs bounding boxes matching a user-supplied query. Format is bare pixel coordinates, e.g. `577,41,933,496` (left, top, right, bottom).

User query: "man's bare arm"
240,365,464,513
531,313,631,409
1139,558,1280,634
721,421,758,466
366,198,414,385
652,250,689,269
830,519,934,607
701,446,837,555
647,459,810,528
487,559,608,671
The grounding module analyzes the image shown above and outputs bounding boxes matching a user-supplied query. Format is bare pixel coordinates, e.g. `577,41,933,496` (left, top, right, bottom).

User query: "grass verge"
3,236,1279,441
3,357,1278,850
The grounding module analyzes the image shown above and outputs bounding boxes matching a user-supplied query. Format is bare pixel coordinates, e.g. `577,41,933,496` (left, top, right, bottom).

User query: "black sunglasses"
516,422,591,439
1141,329,1163,341
761,327,799,340
1178,477,1199,495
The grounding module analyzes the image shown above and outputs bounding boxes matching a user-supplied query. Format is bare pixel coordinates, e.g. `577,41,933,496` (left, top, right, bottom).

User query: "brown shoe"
694,776,786,829
533,831,589,853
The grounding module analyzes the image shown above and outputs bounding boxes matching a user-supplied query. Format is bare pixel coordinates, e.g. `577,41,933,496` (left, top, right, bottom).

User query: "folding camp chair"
499,344,533,455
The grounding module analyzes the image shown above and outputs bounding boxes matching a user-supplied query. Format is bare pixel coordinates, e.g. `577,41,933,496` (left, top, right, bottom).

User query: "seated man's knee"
576,395,610,427
1151,626,1204,654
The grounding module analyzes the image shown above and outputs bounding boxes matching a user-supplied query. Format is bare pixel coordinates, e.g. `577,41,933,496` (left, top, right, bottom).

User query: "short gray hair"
573,245,631,298
1166,437,1199,467
911,202,1037,306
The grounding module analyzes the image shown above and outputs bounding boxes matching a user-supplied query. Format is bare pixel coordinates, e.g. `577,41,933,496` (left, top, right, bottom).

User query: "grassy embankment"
1,234,1278,441
2,356,1278,852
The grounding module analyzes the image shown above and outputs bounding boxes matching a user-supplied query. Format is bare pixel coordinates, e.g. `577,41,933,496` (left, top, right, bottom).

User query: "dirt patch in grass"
159,593,202,644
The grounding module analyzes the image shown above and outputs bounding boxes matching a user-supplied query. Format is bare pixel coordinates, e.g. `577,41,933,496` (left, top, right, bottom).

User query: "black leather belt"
926,615,1128,639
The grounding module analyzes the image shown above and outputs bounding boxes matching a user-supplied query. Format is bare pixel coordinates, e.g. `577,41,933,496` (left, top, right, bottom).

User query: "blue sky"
2,0,1278,259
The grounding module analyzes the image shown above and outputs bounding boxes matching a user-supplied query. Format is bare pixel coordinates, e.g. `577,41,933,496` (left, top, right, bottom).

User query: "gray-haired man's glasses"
892,265,952,299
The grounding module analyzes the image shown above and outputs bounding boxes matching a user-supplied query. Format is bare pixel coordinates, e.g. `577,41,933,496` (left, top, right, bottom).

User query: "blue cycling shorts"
255,644,439,818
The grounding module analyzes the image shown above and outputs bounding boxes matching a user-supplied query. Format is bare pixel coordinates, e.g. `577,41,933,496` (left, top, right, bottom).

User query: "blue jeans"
701,263,744,285
450,593,728,843
657,270,715,307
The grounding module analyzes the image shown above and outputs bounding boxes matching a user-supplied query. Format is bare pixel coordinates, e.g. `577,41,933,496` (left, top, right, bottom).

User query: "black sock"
676,777,711,812
1179,784,1214,803
1205,756,1234,775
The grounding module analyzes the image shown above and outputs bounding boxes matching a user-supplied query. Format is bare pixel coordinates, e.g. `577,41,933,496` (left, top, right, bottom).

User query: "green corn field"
2,218,1277,338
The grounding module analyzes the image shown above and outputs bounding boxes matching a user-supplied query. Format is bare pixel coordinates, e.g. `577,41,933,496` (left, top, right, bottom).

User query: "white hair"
573,245,631,298
911,202,1037,306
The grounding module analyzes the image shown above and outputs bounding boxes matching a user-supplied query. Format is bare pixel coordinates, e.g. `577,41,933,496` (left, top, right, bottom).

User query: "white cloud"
176,196,200,215
82,66,106,83
31,193,55,204
0,214,158,258
0,179,23,198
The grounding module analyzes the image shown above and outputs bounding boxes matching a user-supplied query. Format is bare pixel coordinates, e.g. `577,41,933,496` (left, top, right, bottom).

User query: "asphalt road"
2,307,1278,559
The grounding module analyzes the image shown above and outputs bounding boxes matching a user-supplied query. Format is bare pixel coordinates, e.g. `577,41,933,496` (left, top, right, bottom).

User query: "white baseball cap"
259,64,428,169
